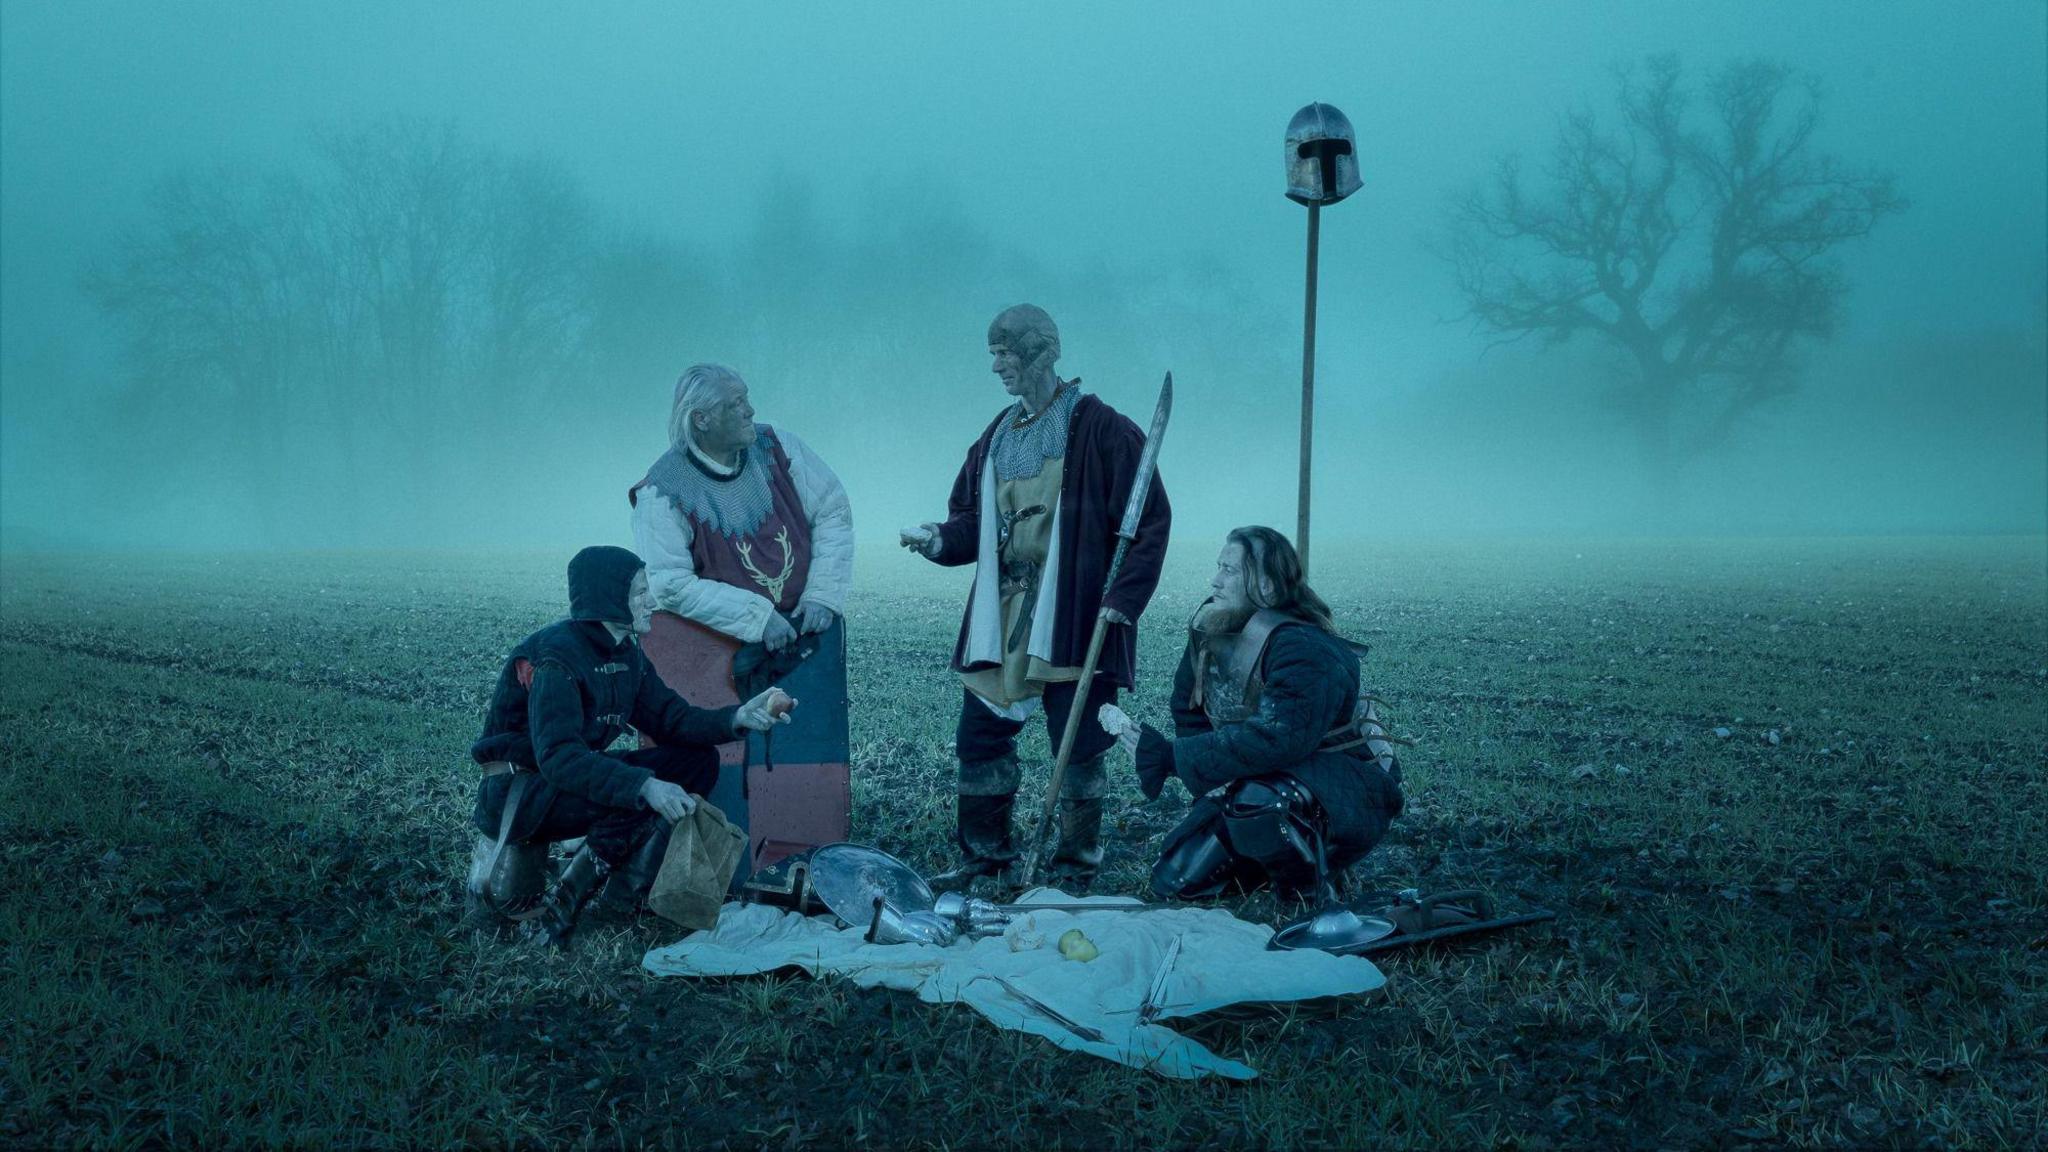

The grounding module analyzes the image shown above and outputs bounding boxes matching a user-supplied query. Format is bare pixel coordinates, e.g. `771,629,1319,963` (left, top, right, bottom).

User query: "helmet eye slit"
1284,103,1361,206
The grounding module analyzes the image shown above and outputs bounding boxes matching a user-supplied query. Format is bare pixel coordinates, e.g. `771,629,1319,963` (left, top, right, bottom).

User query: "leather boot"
929,792,1020,893
1046,796,1105,893
465,834,551,924
526,845,611,949
591,822,670,923
1045,753,1108,893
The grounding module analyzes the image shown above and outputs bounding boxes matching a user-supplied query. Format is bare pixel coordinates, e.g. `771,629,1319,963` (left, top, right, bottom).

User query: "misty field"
2,538,2043,1149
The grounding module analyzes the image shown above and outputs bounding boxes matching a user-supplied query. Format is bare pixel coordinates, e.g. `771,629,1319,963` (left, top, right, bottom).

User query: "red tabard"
645,430,814,613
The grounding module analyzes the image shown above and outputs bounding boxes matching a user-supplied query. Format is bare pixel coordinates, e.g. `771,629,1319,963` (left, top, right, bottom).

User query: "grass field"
2,537,2044,1149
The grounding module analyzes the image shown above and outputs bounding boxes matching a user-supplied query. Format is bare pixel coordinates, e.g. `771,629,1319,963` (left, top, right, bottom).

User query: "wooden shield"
640,611,851,888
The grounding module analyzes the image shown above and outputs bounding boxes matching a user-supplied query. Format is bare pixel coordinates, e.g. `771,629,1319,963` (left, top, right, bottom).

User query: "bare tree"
1448,55,1904,478
84,166,321,537
85,120,644,543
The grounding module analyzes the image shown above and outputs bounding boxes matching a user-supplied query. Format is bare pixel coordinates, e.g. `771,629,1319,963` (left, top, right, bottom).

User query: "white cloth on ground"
641,892,1386,1080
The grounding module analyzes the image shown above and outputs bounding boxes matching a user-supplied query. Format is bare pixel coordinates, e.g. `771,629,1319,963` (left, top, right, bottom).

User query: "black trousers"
520,744,719,868
954,679,1120,770
1153,766,1398,899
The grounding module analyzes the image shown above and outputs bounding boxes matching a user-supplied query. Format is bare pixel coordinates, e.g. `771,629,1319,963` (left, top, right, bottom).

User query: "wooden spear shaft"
1019,555,1122,887
1298,199,1321,576
1018,371,1172,887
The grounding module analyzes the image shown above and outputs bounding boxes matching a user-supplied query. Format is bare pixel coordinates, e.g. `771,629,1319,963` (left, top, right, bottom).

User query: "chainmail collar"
643,425,777,539
989,380,1082,483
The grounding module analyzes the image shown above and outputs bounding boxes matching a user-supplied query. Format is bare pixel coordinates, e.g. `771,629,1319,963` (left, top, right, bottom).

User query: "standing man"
630,364,855,877
631,364,852,649
901,304,1171,892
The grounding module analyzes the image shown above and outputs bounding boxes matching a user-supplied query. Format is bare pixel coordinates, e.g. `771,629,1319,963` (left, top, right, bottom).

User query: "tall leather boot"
465,834,552,925
929,793,1021,893
928,753,1022,892
527,844,611,949
1047,797,1105,892
591,821,671,923
1046,753,1109,893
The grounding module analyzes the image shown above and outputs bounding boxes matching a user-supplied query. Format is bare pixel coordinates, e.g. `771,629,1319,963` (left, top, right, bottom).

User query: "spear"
1020,371,1173,886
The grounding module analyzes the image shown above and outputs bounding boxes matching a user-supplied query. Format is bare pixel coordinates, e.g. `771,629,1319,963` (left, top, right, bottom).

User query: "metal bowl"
1268,907,1398,954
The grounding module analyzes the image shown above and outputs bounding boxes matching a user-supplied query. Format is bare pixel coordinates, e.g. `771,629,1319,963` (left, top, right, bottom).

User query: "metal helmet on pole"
1285,103,1362,207
1285,101,1360,577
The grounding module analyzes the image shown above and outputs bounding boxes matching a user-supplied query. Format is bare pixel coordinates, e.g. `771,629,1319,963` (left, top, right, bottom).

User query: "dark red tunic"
932,392,1172,690
629,429,813,613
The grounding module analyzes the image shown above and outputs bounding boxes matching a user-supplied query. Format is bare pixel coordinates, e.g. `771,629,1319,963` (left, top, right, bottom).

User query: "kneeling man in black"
467,545,791,944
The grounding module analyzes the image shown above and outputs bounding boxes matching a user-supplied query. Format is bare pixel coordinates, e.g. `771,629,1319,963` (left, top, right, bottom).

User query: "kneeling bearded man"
1104,526,1404,904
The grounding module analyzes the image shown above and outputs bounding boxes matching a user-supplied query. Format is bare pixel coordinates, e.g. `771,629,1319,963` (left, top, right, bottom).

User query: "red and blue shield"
640,611,851,888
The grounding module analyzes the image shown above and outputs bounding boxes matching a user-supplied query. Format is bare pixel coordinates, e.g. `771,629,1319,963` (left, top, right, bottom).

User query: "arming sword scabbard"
1020,372,1174,887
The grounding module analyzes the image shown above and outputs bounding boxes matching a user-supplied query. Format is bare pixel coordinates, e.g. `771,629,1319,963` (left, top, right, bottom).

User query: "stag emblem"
736,527,796,603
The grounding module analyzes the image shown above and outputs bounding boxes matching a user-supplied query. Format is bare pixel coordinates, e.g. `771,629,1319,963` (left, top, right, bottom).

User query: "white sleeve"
778,428,854,615
630,485,777,642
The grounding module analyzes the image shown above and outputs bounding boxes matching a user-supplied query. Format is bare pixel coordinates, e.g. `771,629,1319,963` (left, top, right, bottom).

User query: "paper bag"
648,801,747,932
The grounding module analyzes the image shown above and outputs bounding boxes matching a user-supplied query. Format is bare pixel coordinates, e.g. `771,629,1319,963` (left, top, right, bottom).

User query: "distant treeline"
1370,323,2048,536
19,111,2046,549
74,119,1287,548
82,121,674,544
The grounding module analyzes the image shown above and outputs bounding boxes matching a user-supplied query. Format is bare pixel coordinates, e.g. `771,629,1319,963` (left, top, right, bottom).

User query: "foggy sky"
3,1,2044,551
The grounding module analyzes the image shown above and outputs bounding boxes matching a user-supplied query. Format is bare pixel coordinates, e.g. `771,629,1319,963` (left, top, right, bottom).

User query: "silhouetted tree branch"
1448,55,1904,473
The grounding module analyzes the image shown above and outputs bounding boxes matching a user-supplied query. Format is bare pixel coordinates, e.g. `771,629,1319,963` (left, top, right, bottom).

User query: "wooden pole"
1024,604,1114,880
1298,200,1321,575
1017,372,1171,888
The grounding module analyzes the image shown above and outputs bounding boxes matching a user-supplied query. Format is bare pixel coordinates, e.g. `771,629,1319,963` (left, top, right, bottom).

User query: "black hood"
566,546,644,625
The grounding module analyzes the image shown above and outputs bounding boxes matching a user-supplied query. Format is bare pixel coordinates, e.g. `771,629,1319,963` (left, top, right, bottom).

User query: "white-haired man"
628,364,855,879
630,364,852,647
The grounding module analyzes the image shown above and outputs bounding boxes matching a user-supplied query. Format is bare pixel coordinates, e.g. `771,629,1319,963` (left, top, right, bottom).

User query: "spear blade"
1115,372,1174,542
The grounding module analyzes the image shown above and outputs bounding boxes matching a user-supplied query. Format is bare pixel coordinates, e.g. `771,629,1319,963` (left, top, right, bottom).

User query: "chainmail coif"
990,383,1082,483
